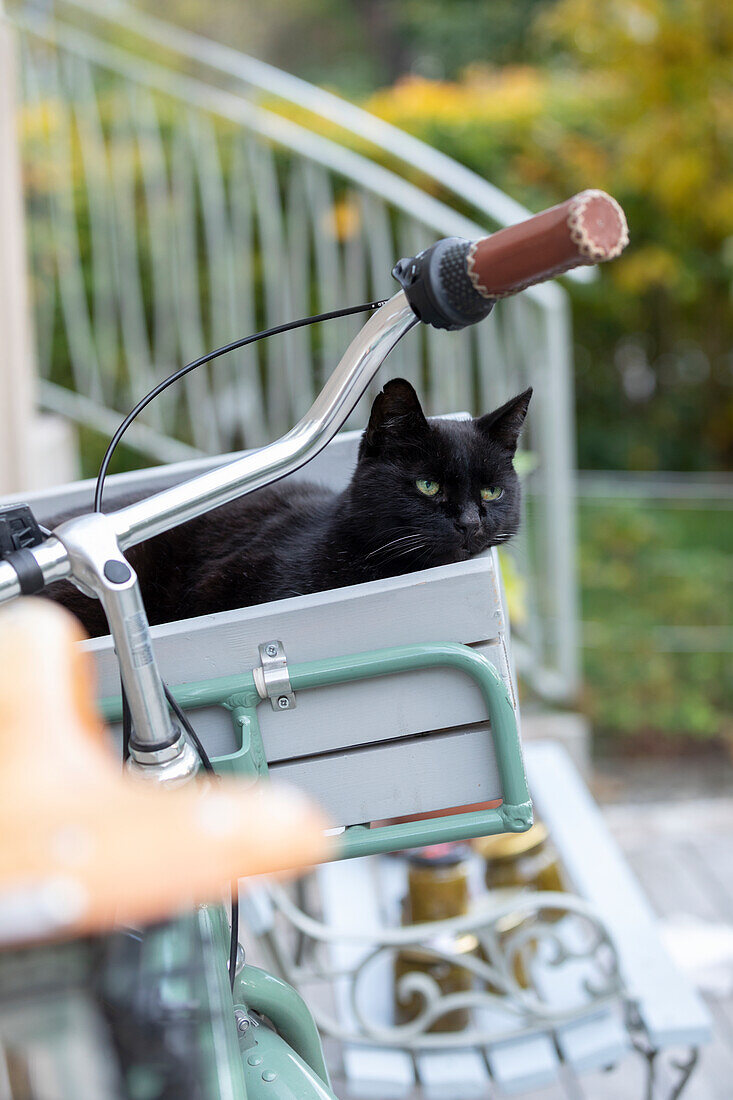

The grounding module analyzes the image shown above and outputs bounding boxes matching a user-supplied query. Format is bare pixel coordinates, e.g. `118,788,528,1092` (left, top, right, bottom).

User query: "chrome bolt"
235,1010,250,1034
277,696,290,710
265,644,278,657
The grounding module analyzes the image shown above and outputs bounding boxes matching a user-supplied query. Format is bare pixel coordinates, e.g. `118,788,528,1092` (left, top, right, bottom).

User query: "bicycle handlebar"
0,190,629,606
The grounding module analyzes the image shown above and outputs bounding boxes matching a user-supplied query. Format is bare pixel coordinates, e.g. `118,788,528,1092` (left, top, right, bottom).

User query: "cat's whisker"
386,540,431,562
365,533,425,560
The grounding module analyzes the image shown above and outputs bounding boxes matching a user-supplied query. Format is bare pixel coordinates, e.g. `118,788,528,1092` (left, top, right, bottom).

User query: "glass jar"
394,845,476,1032
407,846,470,923
474,821,565,918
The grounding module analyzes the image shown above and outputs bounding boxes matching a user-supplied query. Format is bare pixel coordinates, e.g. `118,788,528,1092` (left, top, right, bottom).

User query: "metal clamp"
253,641,296,711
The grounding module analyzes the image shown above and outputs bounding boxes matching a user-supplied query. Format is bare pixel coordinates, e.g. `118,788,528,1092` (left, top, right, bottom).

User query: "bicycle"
0,189,628,1098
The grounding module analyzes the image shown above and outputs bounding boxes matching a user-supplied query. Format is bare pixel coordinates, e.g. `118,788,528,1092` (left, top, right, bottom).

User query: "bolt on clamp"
253,640,296,711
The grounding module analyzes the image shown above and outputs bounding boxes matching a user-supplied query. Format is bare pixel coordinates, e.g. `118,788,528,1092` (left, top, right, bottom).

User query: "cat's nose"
455,505,481,541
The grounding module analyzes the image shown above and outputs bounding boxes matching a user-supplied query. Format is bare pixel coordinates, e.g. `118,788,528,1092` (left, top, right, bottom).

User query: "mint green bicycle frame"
99,638,530,1097
100,640,532,857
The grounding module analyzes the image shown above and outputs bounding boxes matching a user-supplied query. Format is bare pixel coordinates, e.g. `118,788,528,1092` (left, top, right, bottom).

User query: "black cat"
46,379,531,637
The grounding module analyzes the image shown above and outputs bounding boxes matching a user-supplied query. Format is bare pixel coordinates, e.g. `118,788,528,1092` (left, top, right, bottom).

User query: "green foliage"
578,497,732,745
144,0,551,95
390,0,551,77
362,0,733,472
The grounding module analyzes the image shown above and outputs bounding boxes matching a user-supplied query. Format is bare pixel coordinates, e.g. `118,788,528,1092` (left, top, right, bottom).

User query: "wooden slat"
552,1009,628,1077
554,1008,628,1078
414,1050,487,1097
526,742,713,1051
101,630,508,757
483,1027,561,1095
88,565,508,756
271,722,502,827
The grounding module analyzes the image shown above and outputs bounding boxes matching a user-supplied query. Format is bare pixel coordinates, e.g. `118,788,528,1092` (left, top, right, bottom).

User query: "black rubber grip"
5,548,45,595
435,239,495,326
393,237,494,331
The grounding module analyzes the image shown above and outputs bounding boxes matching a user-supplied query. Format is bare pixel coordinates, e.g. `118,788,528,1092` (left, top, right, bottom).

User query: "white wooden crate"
5,422,521,827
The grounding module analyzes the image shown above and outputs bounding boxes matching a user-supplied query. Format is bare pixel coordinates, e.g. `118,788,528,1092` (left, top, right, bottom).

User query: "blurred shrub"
362,0,733,472
578,496,732,745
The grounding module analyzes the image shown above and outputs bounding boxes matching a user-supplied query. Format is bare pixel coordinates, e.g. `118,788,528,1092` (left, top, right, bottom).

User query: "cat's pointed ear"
476,388,532,453
361,378,429,456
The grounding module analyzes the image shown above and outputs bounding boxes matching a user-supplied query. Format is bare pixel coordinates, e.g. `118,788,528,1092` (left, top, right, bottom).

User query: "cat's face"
350,379,531,572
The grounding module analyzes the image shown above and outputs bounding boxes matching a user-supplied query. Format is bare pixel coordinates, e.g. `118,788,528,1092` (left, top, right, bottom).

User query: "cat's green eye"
481,486,504,502
416,478,440,497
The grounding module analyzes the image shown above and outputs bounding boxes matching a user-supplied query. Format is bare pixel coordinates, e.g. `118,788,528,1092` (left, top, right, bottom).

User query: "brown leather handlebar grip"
466,189,629,299
392,189,629,330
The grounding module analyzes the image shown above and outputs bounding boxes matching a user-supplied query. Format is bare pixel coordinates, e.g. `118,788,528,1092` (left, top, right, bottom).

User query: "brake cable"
94,300,386,513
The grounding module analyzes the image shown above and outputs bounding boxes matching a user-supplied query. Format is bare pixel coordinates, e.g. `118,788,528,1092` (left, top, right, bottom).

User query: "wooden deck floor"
594,796,733,1100
331,794,733,1100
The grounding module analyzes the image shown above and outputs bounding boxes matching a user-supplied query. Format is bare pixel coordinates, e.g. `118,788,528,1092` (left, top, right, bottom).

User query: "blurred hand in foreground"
0,599,332,943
